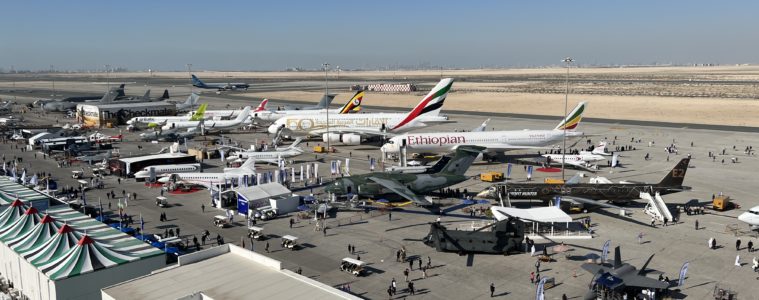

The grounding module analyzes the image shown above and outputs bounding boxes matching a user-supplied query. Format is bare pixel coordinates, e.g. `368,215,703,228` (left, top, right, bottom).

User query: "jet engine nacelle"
357,183,383,195
322,133,341,143
340,134,361,145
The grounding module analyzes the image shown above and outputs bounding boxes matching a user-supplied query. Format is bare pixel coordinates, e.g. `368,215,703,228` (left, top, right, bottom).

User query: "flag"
140,213,145,234
313,163,318,178
526,166,533,180
81,191,87,206
220,149,225,162
554,196,561,207
535,277,546,300
602,240,611,262
306,164,311,180
99,198,104,219
330,161,336,175
345,158,350,174
369,158,376,171
300,165,304,181
291,167,295,182
611,153,619,168
30,174,38,185
678,262,689,287
506,163,512,178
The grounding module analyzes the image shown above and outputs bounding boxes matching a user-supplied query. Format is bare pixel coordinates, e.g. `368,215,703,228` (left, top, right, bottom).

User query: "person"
737,239,742,251
749,240,754,253
651,217,656,227
530,271,535,283
427,256,431,268
387,286,393,299
396,250,401,262
323,226,327,237
357,255,361,261
490,282,495,297
404,268,409,282
663,218,668,226
265,242,270,253
535,260,540,273
391,278,397,295
408,282,415,295
201,204,205,213
710,238,717,250
695,219,699,230
638,232,644,244
348,244,352,254
735,255,741,267
388,211,392,221
418,258,422,270
289,218,294,228
409,259,413,270
562,294,568,300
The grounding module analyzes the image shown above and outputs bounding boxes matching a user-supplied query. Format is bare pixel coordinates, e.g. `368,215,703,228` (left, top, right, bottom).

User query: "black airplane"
422,219,525,266
582,246,670,299
478,158,691,209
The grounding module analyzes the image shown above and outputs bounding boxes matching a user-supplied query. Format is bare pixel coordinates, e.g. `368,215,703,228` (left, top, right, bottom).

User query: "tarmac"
1,85,759,299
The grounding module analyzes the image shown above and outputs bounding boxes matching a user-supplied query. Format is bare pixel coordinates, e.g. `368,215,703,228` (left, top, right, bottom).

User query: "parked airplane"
381,102,586,155
324,146,484,206
254,91,364,122
42,84,125,112
133,163,202,180
542,151,607,169
581,246,669,299
76,150,114,163
0,102,14,114
477,158,691,208
225,138,304,164
268,78,455,145
174,93,200,112
88,132,123,142
191,74,250,91
281,94,335,111
157,157,256,188
161,106,251,133
128,103,208,128
738,206,759,230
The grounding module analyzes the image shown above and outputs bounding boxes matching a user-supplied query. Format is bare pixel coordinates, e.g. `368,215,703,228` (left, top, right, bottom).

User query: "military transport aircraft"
324,146,484,206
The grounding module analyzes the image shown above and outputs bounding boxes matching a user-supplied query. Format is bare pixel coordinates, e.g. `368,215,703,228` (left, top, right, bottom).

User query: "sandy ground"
240,90,759,127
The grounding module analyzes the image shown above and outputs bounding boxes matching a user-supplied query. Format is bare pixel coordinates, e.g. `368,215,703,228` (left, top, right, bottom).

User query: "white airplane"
253,91,363,123
185,99,269,121
162,106,252,133
88,132,123,142
225,138,304,164
157,158,256,188
381,102,587,155
133,163,201,179
738,206,759,230
127,103,208,127
267,78,455,145
542,151,607,169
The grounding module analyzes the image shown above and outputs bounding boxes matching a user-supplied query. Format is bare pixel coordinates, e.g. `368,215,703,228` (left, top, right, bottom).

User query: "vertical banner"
611,153,619,168
220,149,225,162
527,166,533,180
678,262,689,287
313,163,319,178
306,164,311,180
330,161,336,175
602,240,611,262
300,165,304,182
370,158,376,171
506,163,512,178
291,167,295,182
256,173,262,185
554,196,561,208
535,277,546,300
345,158,350,174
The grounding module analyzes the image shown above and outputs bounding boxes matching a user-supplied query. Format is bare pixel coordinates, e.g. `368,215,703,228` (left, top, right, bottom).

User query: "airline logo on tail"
391,78,454,131
554,102,587,131
189,103,208,121
191,74,206,87
338,91,364,114
255,99,269,112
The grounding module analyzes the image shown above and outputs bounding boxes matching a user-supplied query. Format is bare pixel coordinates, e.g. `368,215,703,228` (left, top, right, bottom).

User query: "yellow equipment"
712,195,732,211
544,178,565,184
480,172,504,182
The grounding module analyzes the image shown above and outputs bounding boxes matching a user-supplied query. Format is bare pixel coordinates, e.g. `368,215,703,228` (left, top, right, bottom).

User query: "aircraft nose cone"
380,142,399,153
476,189,493,199
267,124,280,134
738,212,749,222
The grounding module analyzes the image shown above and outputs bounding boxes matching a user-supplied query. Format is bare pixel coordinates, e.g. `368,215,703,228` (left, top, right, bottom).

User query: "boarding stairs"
640,191,673,222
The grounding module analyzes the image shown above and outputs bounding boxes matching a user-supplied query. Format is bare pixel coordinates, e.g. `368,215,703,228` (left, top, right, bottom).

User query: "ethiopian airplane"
267,78,454,145
380,102,587,155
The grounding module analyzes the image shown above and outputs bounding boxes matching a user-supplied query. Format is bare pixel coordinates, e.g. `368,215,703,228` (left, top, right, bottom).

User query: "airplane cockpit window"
750,210,759,215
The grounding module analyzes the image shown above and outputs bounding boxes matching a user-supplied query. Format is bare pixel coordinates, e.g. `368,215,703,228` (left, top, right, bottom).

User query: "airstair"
640,191,673,222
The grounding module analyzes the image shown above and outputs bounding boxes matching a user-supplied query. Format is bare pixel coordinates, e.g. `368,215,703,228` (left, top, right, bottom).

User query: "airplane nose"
380,143,399,153
738,212,749,222
267,124,280,134
476,189,494,199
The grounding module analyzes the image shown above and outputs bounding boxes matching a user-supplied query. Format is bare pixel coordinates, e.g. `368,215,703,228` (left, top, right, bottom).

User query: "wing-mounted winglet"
473,118,490,132
637,253,655,275
613,246,622,269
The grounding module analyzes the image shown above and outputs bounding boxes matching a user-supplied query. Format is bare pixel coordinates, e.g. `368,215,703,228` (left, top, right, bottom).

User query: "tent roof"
38,234,138,280
491,206,573,223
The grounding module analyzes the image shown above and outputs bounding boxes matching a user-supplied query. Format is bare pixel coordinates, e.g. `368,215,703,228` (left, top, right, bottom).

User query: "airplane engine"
340,134,362,145
322,133,341,143
357,183,383,195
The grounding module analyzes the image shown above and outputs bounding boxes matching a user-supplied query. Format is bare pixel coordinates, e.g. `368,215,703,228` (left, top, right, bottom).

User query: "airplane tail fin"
338,91,364,114
190,103,208,121
657,158,690,187
100,87,121,104
554,102,587,131
160,89,170,100
239,157,256,171
115,84,126,98
141,90,151,101
613,246,621,268
191,74,205,87
317,94,336,109
592,142,609,155
473,118,491,132
254,99,269,112
183,93,200,108
287,138,303,149
391,78,454,131
235,106,251,122
438,145,485,176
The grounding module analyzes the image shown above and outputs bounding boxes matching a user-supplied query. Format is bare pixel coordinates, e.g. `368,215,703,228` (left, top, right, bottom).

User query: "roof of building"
234,182,292,201
102,244,361,300
79,101,176,110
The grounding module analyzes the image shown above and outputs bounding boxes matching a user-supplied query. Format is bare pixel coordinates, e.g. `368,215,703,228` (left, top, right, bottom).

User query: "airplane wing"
623,275,670,289
562,196,629,212
367,176,431,206
581,263,605,275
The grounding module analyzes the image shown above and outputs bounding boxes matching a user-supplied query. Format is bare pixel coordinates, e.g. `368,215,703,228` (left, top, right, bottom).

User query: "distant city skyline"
1,1,757,71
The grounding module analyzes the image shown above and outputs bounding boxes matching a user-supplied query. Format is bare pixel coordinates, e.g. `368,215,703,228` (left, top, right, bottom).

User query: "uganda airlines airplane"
253,91,364,122
381,102,587,154
267,78,454,145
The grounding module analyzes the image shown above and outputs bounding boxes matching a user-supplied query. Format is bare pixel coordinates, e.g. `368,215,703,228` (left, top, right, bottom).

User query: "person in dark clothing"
409,259,413,270
737,239,742,251
490,282,495,297
748,240,754,252
408,282,415,295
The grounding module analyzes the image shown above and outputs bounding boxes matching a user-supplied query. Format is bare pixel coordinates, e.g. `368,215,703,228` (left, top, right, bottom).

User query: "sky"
1,1,757,71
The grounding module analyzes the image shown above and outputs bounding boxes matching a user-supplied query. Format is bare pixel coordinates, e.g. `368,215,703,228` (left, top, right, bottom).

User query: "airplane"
42,84,125,112
181,98,268,122
268,78,455,145
127,103,209,128
88,132,123,143
139,122,201,142
133,163,202,180
477,158,691,209
381,102,587,155
581,246,669,299
191,74,250,91
281,94,335,111
0,102,14,114
76,150,114,164
157,157,256,188
541,151,607,170
384,156,451,174
160,106,251,133
225,138,304,164
324,145,484,206
253,91,364,123
737,206,759,230
174,93,200,112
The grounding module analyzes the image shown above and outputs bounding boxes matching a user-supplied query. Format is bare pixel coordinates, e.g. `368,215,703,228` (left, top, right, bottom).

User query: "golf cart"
281,235,298,250
71,170,84,179
248,226,265,240
155,196,168,207
340,258,366,276
213,215,229,228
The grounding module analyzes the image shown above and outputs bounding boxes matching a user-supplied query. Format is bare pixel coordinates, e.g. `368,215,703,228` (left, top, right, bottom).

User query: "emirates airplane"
267,78,455,145
381,102,587,155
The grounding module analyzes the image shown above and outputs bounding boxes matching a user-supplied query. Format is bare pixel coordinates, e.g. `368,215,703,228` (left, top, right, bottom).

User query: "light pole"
186,64,193,93
323,63,330,152
561,57,574,181
105,64,111,91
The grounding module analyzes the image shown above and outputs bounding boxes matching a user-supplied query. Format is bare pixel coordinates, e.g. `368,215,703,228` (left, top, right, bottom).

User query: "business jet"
225,138,304,164
738,206,759,230
267,78,454,145
381,102,587,155
157,158,256,188
542,151,607,169
133,163,201,180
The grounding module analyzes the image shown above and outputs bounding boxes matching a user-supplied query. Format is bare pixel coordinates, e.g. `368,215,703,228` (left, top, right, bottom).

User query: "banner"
554,196,561,208
611,153,619,168
291,167,295,182
527,166,533,180
313,163,319,178
535,277,546,300
345,158,350,174
299,165,304,181
370,158,376,171
506,163,512,178
330,161,337,175
602,240,611,262
306,164,311,180
678,262,689,287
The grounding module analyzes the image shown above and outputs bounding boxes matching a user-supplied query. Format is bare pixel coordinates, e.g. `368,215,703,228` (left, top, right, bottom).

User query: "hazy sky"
1,1,757,71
